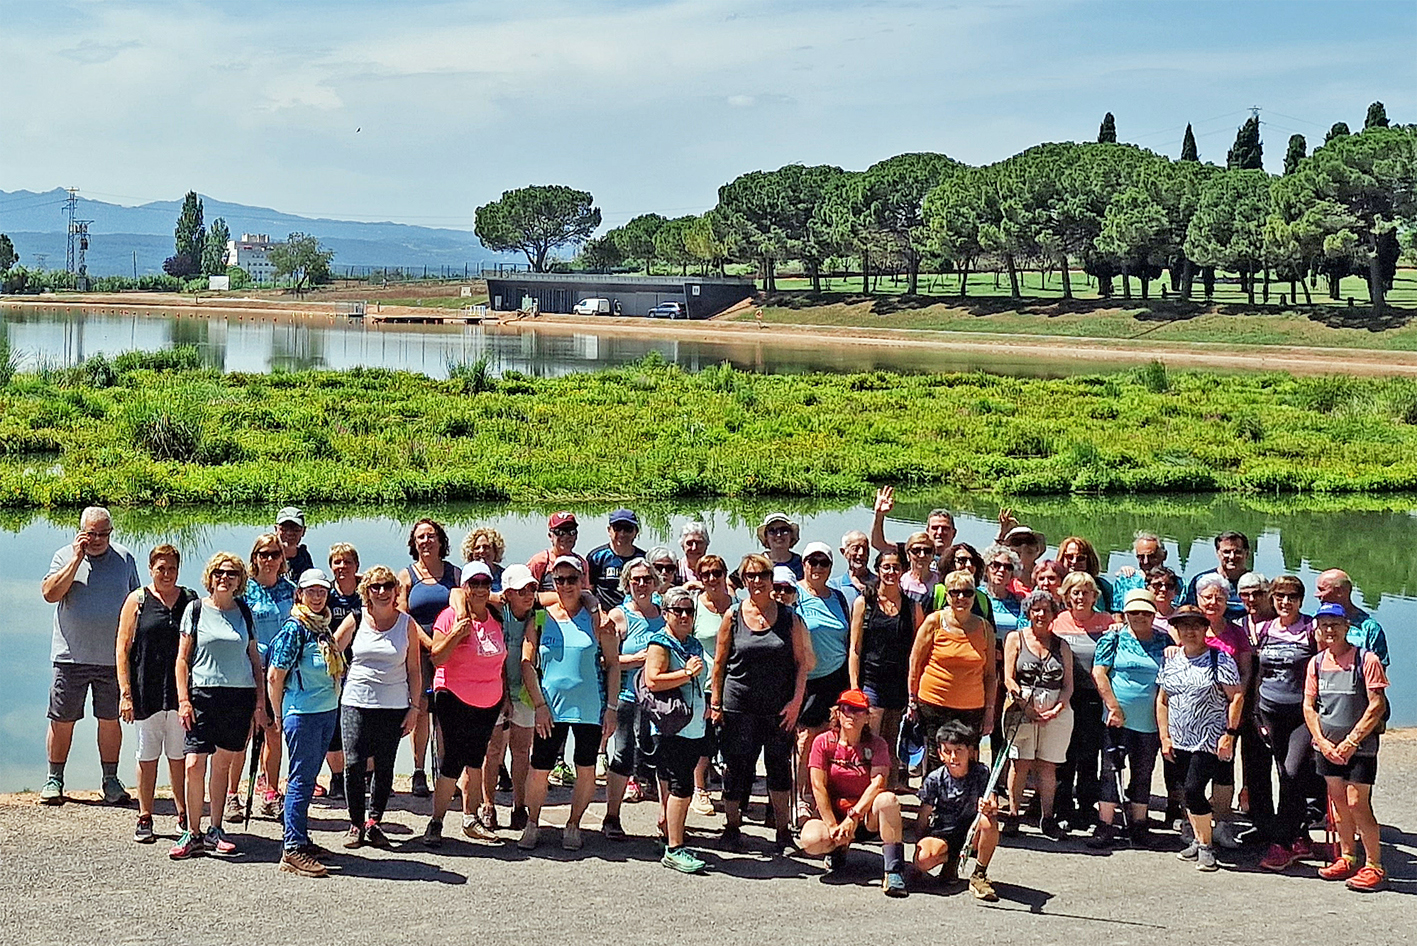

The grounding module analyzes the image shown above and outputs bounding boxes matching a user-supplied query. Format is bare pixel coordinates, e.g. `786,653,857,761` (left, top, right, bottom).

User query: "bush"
112,346,203,373
123,396,205,461
0,333,16,387
1138,359,1169,394
448,356,495,395
82,354,118,389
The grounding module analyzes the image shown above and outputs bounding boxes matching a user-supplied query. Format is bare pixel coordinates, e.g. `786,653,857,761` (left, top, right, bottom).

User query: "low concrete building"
484,273,754,319
227,233,276,284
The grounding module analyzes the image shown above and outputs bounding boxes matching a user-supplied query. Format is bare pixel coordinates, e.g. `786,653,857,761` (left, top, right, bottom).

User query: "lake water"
0,304,1144,378
2,494,1410,792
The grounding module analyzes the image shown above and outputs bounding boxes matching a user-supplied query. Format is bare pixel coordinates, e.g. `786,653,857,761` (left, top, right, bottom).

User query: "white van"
573,297,611,316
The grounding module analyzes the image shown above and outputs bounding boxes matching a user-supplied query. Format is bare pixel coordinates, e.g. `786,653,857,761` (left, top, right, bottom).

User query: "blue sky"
2,0,1413,230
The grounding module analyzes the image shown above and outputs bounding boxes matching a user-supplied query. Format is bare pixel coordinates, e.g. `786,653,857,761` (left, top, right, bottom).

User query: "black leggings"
341,705,405,826
608,701,656,781
433,690,501,779
1099,726,1161,807
1258,702,1318,845
657,734,708,799
1172,748,1219,817
720,710,794,804
1057,691,1104,820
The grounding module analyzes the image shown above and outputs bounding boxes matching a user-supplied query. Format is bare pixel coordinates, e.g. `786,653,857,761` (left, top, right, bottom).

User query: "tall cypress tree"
1364,101,1389,129
1324,122,1351,144
164,191,205,278
1282,134,1307,175
1180,124,1199,161
1226,116,1263,170
1097,112,1117,143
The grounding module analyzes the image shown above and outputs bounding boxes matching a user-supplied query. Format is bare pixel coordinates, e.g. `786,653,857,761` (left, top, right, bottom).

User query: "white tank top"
340,611,412,710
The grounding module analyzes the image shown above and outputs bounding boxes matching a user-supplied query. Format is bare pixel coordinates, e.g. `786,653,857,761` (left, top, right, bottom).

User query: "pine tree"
1226,116,1263,170
165,192,205,277
1324,122,1351,145
1282,134,1307,175
1180,124,1199,161
1097,112,1117,143
1364,101,1389,129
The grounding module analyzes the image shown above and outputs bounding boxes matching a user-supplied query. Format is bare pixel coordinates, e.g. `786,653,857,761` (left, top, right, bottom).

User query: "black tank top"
722,602,797,716
860,592,915,688
130,586,197,719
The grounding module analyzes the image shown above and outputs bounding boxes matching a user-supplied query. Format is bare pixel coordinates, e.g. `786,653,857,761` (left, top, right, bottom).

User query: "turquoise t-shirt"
268,619,340,718
618,604,665,700
539,608,604,724
1093,629,1170,733
647,631,707,740
985,590,1023,637
181,600,256,690
245,577,296,656
797,585,850,680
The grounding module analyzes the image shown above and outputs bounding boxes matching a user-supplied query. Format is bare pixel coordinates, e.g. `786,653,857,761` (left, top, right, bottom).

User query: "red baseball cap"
836,688,870,711
548,511,578,530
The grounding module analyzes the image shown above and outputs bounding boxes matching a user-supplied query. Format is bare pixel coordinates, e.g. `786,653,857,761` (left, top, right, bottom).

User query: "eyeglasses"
367,581,396,593
552,574,580,585
665,606,695,616
256,549,282,560
742,570,771,581
805,557,831,567
466,578,493,588
212,568,241,579
86,529,113,538
1272,591,1301,601
878,563,903,573
698,569,726,580
629,574,657,585
946,588,974,599
766,526,794,537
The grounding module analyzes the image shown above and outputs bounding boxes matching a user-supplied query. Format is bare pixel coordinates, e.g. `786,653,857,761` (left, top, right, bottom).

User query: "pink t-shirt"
1206,621,1252,658
431,607,506,708
1303,648,1389,699
808,730,891,815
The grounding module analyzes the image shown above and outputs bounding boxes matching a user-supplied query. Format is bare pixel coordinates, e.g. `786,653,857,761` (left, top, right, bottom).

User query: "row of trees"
475,102,1415,312
163,191,232,279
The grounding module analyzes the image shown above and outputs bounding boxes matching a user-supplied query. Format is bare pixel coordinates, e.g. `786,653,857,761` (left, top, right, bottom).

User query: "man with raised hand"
40,506,141,806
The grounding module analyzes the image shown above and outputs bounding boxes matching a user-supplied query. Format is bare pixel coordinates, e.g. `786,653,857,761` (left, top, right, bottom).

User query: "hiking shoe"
602,816,627,842
1318,856,1357,881
510,806,529,831
823,849,845,874
882,870,909,898
279,847,327,877
595,752,609,779
970,869,998,901
134,814,155,843
1290,834,1315,861
1260,842,1297,872
1346,865,1387,892
691,789,716,817
1085,822,1117,849
562,826,583,851
169,829,202,860
624,776,644,803
1177,839,1201,861
423,819,443,847
343,826,364,849
939,855,960,884
203,826,237,856
364,820,392,850
517,823,540,851
225,794,244,820
479,804,498,831
259,791,282,819
1196,843,1218,871
1040,816,1066,841
463,815,500,842
1212,821,1242,850
774,831,796,856
311,781,327,799
1000,813,1021,838
1128,823,1155,850
39,776,65,805
720,824,743,850
410,770,430,798
662,845,707,874
102,777,132,806
327,773,345,800
548,761,576,787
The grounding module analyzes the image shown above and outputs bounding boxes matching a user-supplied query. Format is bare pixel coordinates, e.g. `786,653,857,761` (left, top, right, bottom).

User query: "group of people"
41,496,1392,895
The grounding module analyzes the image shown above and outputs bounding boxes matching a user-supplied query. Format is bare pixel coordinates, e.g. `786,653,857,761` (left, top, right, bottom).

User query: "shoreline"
7,292,1417,377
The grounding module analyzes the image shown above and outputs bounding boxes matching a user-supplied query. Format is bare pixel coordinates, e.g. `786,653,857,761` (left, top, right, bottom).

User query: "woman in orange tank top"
908,570,996,768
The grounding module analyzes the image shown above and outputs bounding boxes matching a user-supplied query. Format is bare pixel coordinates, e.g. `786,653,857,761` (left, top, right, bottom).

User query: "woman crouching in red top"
798,688,907,898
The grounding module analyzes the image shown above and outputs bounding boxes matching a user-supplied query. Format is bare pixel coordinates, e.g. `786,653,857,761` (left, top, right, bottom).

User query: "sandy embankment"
9,292,1417,377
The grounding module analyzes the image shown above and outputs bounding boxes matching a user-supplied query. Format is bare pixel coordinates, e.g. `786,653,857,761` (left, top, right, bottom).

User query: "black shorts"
917,702,986,745
185,686,257,755
928,824,971,857
799,665,851,729
531,722,602,771
656,734,708,799
433,690,501,779
48,662,120,722
1316,752,1378,786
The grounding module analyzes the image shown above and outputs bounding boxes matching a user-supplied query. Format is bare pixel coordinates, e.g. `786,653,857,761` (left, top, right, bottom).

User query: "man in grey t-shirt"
39,506,140,805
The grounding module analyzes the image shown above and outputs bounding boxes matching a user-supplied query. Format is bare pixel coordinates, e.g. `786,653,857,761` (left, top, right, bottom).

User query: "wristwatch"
1224,728,1240,737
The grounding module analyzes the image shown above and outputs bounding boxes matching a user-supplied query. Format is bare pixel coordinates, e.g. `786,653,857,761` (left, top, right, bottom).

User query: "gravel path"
2,734,1413,946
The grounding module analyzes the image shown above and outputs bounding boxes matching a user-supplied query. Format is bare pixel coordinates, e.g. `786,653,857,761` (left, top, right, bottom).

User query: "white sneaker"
690,789,716,817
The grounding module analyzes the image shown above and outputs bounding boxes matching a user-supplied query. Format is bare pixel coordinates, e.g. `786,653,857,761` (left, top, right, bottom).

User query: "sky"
2,0,1414,232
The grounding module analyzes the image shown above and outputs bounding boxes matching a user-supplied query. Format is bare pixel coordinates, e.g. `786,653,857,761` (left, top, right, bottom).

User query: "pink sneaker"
1260,842,1297,872
1290,835,1315,861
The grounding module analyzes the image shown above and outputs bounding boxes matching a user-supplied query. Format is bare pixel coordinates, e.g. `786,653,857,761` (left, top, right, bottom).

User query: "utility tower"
64,187,79,273
64,187,92,285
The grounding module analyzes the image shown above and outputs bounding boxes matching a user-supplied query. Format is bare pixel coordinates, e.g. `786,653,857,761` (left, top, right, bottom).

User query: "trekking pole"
956,694,1025,878
244,720,266,828
1107,741,1130,831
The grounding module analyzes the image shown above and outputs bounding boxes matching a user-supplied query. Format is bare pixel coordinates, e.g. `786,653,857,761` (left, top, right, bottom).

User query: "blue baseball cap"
1314,602,1349,622
608,508,639,527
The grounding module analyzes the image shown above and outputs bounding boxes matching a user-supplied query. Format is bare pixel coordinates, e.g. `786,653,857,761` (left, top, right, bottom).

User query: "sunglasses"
256,549,282,559
552,574,581,585
773,583,796,593
653,563,677,573
837,704,868,715
367,581,396,593
1148,581,1177,592
466,578,493,588
766,526,794,537
551,527,578,536
742,570,771,581
908,547,933,556
698,569,726,580
946,588,974,598
212,568,241,579
805,557,831,567
610,523,638,532
630,574,657,584
665,606,695,616
1272,591,1301,601
987,561,1013,571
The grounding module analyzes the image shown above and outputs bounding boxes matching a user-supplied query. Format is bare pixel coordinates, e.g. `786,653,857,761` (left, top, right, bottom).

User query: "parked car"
647,301,686,319
573,297,611,316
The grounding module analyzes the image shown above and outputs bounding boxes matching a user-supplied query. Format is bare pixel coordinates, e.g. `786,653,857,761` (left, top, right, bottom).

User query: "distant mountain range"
0,188,513,276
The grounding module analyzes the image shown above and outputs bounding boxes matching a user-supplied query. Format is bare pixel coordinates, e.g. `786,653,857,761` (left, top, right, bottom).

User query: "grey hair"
80,506,112,528
679,521,710,546
1236,571,1270,592
1021,589,1061,615
840,529,869,548
927,508,956,525
646,545,676,566
1133,531,1161,545
618,557,652,594
661,585,697,612
1195,572,1233,597
982,544,1021,571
